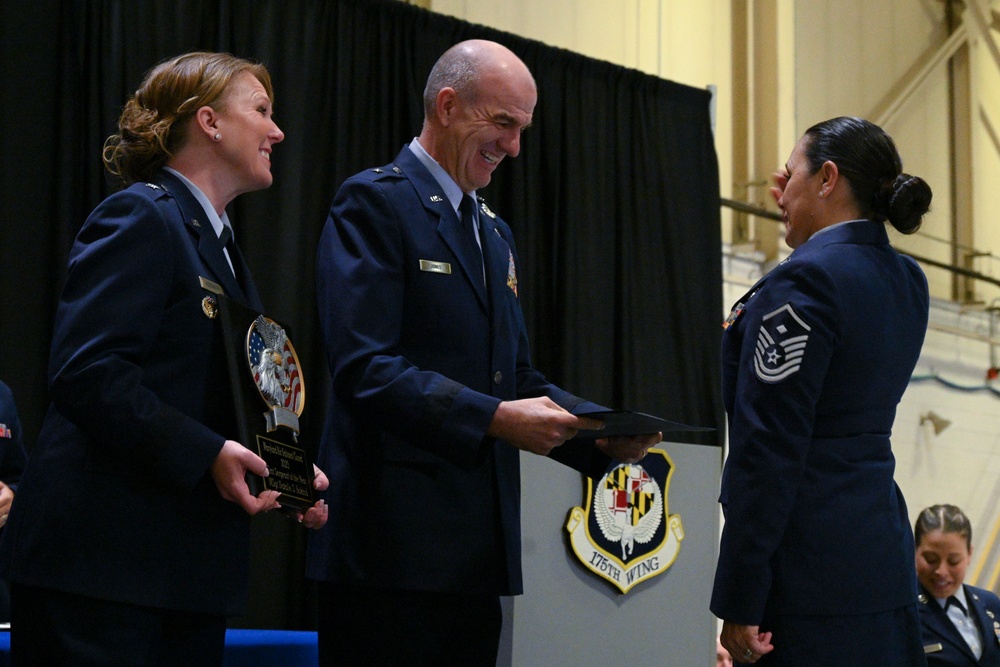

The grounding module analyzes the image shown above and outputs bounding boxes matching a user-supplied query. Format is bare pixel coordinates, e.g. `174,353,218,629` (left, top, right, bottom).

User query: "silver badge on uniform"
419,259,452,274
753,303,811,383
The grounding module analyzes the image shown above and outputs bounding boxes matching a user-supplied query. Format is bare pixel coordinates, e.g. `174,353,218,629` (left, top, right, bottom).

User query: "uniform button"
493,371,503,384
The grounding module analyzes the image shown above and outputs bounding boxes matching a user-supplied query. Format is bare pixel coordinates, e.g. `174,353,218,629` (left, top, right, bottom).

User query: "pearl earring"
214,133,221,141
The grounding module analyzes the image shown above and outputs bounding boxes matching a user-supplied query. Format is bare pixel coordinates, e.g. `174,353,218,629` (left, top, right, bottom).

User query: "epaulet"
124,180,173,202
369,164,404,179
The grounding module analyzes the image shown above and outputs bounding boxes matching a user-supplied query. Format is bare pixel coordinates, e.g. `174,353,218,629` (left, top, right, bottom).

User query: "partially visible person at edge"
308,39,661,666
0,380,28,621
718,635,734,667
915,504,1000,666
711,116,933,666
0,51,328,665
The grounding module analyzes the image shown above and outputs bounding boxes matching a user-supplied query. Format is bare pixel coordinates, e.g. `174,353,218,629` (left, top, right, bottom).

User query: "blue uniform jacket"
307,146,610,596
711,220,928,624
0,381,27,490
0,170,263,615
920,584,1000,666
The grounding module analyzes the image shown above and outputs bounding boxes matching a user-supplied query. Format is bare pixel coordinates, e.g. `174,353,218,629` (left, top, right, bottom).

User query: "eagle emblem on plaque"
566,448,684,593
201,276,316,512
248,314,304,432
239,313,314,511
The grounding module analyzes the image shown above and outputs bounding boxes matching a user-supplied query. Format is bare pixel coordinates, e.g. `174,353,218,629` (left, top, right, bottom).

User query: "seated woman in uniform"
915,504,1000,665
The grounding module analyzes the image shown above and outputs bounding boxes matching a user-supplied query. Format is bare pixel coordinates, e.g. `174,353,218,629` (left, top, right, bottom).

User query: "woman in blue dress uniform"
711,116,933,665
0,52,327,665
915,504,1000,666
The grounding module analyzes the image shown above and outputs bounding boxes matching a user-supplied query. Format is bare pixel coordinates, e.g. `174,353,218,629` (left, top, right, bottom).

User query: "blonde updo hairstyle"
103,51,273,185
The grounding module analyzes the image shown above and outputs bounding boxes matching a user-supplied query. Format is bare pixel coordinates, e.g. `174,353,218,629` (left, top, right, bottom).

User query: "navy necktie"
217,225,244,294
947,595,967,616
460,196,485,283
218,224,233,251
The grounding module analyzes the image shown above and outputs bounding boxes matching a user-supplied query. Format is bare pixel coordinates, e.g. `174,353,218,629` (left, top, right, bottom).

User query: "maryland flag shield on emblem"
566,448,683,593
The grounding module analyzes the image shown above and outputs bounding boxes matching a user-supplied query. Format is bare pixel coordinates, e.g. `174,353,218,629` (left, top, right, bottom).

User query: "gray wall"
499,441,722,666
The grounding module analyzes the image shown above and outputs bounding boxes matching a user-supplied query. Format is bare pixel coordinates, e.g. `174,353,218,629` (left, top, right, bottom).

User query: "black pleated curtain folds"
0,0,723,628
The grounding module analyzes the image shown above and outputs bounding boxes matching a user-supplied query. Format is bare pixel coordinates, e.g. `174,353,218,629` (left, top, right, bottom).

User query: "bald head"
422,40,535,120
418,39,537,192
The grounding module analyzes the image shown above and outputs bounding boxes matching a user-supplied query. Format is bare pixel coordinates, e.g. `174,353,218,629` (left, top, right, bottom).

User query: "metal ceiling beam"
873,24,968,127
966,0,1000,74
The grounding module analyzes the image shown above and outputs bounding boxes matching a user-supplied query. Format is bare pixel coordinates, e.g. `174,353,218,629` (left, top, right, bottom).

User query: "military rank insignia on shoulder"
371,165,403,178
753,303,811,383
565,449,683,593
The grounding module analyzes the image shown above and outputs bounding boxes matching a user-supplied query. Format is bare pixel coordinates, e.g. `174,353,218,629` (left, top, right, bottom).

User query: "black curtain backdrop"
0,0,723,629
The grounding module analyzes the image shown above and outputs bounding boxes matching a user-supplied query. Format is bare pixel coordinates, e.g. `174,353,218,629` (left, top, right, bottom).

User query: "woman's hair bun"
886,173,932,235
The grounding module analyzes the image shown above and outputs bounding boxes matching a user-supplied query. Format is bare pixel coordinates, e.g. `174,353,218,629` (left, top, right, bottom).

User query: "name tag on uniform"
923,643,942,654
419,260,451,275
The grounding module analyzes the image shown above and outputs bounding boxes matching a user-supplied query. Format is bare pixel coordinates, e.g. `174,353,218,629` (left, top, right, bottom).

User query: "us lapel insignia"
429,195,443,202
0,423,10,439
566,448,683,593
